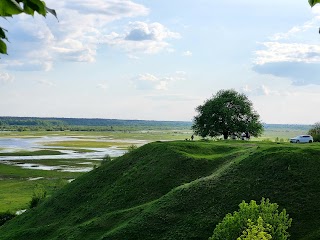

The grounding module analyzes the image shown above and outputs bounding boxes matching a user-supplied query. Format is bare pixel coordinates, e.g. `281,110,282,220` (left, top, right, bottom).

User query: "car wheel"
296,140,300,143
309,140,312,143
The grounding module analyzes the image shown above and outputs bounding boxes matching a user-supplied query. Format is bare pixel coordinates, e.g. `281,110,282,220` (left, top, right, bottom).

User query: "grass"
0,179,68,213
0,162,83,213
1,141,320,239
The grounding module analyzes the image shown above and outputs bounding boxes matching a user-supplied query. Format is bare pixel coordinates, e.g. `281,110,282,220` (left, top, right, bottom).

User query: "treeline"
263,123,311,131
0,117,192,131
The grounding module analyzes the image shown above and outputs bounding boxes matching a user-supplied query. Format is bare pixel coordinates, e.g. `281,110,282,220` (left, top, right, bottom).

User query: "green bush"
127,144,138,153
29,184,47,209
209,198,292,240
312,134,320,142
309,122,320,142
101,154,112,165
0,212,16,226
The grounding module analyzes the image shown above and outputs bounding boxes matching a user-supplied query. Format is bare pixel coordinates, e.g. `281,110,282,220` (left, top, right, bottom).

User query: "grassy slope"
0,141,320,240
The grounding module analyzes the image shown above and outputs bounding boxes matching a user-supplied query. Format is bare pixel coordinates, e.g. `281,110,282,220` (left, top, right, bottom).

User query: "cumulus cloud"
97,83,109,90
1,0,149,71
36,79,56,86
254,42,320,65
253,62,320,86
145,94,200,102
105,21,180,54
182,51,193,57
0,72,14,84
252,9,320,85
132,72,185,91
241,84,295,97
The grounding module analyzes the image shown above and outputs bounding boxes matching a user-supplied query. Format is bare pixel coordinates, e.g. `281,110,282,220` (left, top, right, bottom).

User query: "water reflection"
0,136,144,172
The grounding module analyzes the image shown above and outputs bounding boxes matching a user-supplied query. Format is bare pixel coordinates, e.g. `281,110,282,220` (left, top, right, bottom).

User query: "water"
0,136,127,159
0,136,139,172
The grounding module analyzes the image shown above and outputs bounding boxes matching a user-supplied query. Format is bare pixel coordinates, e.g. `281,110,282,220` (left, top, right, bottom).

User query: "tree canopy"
209,198,292,240
0,0,56,55
192,89,263,140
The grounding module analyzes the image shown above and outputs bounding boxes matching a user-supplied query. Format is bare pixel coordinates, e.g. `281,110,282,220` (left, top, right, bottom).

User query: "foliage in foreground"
309,0,320,7
210,198,292,240
192,89,263,139
0,0,56,55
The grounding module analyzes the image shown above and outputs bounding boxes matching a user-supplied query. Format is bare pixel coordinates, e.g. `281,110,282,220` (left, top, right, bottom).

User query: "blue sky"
0,0,320,124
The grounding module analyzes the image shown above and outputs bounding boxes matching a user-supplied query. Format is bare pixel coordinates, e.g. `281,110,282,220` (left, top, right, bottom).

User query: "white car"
289,135,313,143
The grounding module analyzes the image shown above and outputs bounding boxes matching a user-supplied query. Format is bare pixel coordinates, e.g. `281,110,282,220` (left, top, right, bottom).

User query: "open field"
0,162,82,212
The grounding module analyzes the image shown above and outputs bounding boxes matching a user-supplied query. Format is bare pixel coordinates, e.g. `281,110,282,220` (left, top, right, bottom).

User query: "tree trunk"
223,132,228,140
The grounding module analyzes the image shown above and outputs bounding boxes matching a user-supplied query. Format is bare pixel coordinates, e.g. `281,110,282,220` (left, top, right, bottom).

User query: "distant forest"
0,117,312,132
0,117,193,131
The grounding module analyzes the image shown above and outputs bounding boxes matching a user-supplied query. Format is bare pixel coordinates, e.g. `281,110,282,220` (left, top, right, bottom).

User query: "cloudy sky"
0,0,320,124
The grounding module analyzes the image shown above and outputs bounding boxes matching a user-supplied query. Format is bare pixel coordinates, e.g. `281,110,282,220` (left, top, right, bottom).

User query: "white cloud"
254,42,320,65
145,94,200,102
242,84,296,97
0,72,14,84
125,21,180,41
36,79,56,87
182,51,193,57
132,72,185,91
105,21,180,54
252,11,320,85
97,83,109,90
1,0,149,71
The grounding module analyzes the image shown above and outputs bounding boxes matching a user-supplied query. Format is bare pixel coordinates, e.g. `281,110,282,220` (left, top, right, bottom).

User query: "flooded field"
0,136,148,172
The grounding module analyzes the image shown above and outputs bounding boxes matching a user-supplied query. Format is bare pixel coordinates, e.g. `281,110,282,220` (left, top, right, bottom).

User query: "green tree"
0,0,56,55
192,89,263,140
308,122,320,142
209,198,292,240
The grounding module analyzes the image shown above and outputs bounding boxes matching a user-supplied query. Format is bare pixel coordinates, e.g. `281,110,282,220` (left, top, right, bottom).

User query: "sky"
0,0,320,124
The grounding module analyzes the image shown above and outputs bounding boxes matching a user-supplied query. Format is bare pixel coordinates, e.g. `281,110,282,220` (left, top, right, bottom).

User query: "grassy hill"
0,141,320,239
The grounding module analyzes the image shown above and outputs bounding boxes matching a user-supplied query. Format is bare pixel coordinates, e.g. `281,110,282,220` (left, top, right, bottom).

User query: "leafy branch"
0,0,57,55
309,0,320,7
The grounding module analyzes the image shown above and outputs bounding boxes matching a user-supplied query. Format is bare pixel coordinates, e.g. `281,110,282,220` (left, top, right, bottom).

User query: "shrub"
127,144,138,153
313,135,320,142
309,122,320,142
29,184,47,209
0,212,16,226
209,198,292,240
101,154,112,165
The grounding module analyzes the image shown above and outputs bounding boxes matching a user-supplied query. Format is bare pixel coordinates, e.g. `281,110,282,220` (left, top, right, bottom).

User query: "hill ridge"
1,141,320,240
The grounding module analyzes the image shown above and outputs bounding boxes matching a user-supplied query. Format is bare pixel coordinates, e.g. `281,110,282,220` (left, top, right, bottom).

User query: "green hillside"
0,141,320,240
